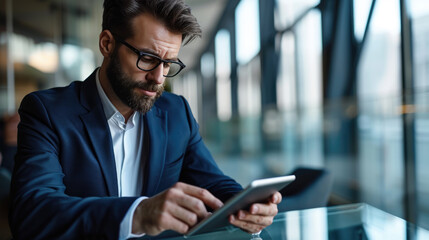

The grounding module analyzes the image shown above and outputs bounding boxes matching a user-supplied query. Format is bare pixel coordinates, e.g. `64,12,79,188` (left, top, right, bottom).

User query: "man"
10,0,282,239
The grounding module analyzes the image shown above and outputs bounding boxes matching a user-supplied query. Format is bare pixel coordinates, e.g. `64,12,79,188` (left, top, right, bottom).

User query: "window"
235,0,260,65
410,0,429,229
356,0,404,217
215,29,232,121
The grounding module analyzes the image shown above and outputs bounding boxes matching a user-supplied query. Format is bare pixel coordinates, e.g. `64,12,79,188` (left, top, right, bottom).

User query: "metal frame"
399,0,417,228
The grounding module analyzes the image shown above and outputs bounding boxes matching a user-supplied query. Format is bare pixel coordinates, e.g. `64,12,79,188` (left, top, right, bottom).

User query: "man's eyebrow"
140,48,158,56
140,48,179,61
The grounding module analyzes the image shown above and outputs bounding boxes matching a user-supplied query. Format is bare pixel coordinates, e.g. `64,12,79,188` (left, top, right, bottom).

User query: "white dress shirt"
95,70,146,239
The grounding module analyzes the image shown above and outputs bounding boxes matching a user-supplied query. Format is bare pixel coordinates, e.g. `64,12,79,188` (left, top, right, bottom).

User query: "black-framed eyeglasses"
115,38,186,78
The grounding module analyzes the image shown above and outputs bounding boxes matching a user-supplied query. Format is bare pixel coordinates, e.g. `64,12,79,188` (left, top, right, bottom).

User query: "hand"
229,191,282,233
131,182,224,236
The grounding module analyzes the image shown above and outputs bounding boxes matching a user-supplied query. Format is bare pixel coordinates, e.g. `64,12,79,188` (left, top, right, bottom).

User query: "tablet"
185,174,296,237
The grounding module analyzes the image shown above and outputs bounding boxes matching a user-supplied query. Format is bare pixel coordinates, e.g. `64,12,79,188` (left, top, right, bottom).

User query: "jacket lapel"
79,71,118,196
142,106,167,197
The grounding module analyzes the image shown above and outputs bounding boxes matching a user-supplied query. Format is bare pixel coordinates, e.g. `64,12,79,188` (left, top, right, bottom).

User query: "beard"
106,51,164,113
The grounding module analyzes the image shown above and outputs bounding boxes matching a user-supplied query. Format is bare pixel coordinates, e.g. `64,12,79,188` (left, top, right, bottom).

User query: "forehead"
129,13,183,57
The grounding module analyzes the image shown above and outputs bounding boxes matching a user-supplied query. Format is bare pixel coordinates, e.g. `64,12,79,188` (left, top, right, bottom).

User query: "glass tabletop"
147,203,429,240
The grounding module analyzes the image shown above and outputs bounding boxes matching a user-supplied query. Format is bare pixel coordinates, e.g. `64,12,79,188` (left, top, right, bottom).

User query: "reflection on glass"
286,210,301,239
215,29,232,121
277,32,296,112
295,10,322,109
200,52,215,79
237,58,261,117
417,226,429,239
275,0,320,30
357,0,404,219
303,208,328,240
410,0,429,19
250,232,262,240
357,0,401,98
281,9,323,167
185,72,199,122
411,0,429,231
235,0,260,65
237,57,262,154
353,0,373,41
364,205,406,239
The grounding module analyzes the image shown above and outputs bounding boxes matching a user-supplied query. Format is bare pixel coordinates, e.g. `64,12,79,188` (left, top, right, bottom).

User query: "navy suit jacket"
10,70,242,240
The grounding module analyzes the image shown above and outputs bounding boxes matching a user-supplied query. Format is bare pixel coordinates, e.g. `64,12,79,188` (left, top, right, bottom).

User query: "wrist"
132,201,144,234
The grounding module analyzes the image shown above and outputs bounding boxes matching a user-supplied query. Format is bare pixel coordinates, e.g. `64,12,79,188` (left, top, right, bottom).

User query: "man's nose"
147,64,165,84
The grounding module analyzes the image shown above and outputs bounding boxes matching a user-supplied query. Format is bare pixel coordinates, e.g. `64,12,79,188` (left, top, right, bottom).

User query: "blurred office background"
0,0,429,238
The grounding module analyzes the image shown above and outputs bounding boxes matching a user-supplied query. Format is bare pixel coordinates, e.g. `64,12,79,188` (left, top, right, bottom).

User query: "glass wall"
356,0,404,218
0,0,102,238
215,29,233,121
275,5,323,172
190,0,429,230
410,0,429,229
0,0,102,115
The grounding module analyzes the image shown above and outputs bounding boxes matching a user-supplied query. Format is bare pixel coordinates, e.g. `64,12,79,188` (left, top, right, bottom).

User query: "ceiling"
0,0,228,71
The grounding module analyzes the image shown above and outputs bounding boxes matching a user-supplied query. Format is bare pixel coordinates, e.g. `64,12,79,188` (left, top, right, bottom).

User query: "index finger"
176,182,224,210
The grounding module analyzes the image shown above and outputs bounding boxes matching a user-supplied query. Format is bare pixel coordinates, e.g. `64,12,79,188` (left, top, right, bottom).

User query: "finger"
270,192,282,204
159,212,190,234
249,203,278,216
175,182,224,210
229,215,264,233
166,201,199,227
135,196,192,235
236,210,274,226
173,192,211,220
164,186,210,220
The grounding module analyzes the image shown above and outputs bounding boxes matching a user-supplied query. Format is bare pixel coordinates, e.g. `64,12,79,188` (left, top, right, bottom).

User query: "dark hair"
102,0,202,45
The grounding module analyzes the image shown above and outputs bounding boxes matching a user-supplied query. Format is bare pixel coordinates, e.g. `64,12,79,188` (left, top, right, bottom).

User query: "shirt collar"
96,69,118,120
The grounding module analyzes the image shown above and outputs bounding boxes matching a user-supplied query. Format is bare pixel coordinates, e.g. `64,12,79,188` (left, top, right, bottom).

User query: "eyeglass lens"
138,55,182,77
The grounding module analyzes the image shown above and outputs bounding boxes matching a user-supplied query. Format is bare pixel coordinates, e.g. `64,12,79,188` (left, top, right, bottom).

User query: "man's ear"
99,30,116,57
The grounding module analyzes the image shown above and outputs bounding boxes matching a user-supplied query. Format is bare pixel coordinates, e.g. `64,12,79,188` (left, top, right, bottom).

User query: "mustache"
132,81,164,92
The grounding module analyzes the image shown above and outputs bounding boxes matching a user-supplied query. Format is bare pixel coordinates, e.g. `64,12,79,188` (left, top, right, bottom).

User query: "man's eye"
141,55,158,63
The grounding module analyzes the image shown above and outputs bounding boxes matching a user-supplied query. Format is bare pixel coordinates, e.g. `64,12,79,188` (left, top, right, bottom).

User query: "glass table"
145,203,429,240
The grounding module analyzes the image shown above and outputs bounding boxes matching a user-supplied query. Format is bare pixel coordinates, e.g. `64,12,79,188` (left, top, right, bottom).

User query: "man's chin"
128,90,162,113
130,98,156,113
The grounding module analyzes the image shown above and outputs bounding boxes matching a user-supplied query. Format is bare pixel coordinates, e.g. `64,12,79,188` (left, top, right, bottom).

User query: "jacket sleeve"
9,93,138,240
178,96,243,203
